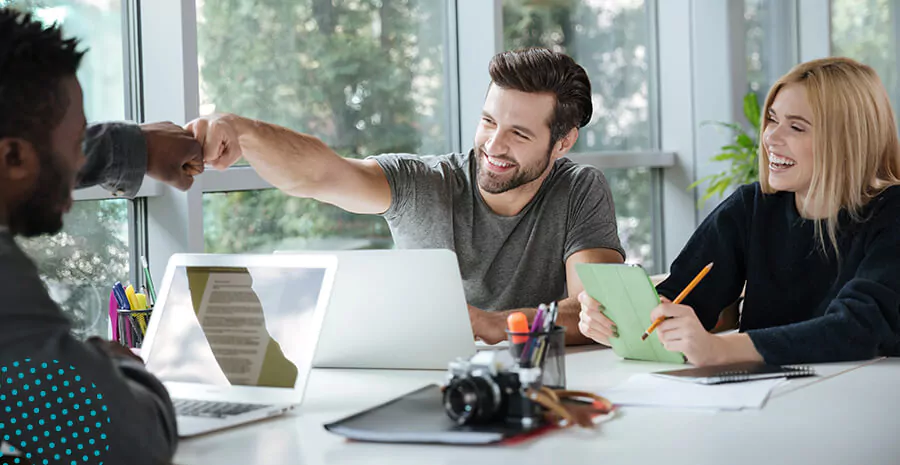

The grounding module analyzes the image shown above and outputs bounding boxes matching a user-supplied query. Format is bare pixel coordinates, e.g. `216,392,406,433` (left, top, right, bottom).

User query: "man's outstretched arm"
78,122,204,196
186,114,391,215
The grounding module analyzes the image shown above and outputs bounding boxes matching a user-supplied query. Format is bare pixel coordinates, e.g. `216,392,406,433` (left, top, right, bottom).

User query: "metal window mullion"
123,0,147,292
650,166,665,274
142,0,204,283
456,0,502,150
658,0,698,270
123,0,144,123
645,0,664,273
797,0,831,61
132,198,150,291
891,0,900,113
646,0,661,152
446,0,462,154
126,200,139,287
565,151,676,169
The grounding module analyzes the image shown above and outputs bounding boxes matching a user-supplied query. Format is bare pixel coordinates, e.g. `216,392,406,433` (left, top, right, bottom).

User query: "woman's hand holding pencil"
645,262,763,367
641,262,713,340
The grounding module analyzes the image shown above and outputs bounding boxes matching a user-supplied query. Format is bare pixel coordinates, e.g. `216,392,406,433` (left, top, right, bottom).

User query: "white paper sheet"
602,373,785,410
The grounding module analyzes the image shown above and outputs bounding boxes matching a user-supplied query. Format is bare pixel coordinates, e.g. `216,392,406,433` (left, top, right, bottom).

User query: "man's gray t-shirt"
372,151,624,311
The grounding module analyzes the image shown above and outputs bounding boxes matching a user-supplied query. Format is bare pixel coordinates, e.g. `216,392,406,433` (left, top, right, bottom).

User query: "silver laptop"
140,253,337,437
276,249,477,369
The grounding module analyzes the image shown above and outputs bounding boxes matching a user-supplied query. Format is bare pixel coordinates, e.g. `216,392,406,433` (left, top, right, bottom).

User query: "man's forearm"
229,115,342,197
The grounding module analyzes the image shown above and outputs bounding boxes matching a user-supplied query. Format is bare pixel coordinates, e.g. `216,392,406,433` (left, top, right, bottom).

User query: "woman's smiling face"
762,83,815,198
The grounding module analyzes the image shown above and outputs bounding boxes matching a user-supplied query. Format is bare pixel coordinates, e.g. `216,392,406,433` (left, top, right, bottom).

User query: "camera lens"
443,375,501,425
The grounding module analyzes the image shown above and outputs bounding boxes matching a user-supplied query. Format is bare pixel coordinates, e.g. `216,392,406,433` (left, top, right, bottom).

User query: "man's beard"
9,148,71,237
475,147,552,194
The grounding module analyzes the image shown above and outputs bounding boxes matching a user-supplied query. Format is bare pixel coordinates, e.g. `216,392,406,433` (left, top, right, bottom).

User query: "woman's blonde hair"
759,57,900,254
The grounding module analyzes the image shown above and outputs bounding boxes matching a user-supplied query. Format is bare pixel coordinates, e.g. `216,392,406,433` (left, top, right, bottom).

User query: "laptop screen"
144,264,330,389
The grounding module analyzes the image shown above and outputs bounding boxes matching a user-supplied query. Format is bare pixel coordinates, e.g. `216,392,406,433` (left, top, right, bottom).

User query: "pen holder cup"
116,308,153,349
506,325,566,389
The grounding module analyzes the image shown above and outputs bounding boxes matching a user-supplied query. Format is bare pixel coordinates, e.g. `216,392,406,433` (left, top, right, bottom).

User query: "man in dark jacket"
0,8,203,464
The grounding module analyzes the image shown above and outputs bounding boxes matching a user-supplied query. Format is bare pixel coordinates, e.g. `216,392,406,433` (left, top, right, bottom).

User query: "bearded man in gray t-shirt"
187,48,625,345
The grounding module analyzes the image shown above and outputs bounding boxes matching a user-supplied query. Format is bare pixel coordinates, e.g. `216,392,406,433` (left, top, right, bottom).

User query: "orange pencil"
641,262,714,341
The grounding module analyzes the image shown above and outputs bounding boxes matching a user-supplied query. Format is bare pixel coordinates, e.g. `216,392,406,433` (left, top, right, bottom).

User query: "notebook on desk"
652,362,816,385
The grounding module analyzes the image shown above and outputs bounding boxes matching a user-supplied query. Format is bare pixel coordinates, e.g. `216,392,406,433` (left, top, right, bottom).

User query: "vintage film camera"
441,350,545,428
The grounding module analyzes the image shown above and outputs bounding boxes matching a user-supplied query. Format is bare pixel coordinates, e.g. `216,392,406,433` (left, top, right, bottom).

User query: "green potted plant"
691,91,762,205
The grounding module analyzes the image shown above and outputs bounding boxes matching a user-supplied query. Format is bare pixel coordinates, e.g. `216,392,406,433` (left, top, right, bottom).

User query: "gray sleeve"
77,122,148,198
564,166,626,261
369,153,441,220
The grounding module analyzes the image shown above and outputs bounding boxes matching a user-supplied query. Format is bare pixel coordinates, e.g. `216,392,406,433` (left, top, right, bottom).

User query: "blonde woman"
579,57,900,366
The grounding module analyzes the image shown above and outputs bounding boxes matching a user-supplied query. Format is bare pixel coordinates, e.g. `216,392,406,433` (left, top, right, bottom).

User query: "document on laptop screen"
145,265,328,389
195,271,270,385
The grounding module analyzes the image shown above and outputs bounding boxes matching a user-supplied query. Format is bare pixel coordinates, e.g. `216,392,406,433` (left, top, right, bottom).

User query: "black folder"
324,384,546,445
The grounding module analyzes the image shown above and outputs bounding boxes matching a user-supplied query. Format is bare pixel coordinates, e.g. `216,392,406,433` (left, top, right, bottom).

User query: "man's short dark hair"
0,8,84,147
488,48,593,146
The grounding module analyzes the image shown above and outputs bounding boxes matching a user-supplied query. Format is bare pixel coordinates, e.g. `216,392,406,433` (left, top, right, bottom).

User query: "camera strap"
526,387,614,428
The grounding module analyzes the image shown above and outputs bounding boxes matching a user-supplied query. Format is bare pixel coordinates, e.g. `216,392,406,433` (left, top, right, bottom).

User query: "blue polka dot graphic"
0,360,110,464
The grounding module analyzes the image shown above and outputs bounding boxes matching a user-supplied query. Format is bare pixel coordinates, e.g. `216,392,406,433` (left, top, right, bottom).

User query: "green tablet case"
576,263,686,364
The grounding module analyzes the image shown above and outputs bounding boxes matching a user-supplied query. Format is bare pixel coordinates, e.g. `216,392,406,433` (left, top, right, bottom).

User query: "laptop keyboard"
173,399,272,419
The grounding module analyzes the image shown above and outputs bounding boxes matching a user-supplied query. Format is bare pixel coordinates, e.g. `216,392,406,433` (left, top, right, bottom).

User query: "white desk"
172,348,900,465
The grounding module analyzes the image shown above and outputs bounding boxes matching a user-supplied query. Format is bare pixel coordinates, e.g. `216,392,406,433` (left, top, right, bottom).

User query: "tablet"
575,263,685,364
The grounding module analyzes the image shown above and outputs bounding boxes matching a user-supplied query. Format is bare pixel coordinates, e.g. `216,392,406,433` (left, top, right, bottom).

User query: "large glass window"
744,0,769,94
503,0,652,151
744,0,798,97
6,0,126,121
18,200,130,339
203,190,393,253
7,0,131,338
197,0,451,252
602,167,654,269
831,0,899,113
502,0,656,267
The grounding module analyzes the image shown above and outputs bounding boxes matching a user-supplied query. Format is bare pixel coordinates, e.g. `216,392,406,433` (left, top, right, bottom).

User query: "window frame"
135,0,822,280
32,0,151,305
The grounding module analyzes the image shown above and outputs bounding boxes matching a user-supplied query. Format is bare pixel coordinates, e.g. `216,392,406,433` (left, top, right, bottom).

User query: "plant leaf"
688,173,716,190
743,91,761,132
712,152,741,162
736,133,756,150
706,177,731,197
694,92,765,207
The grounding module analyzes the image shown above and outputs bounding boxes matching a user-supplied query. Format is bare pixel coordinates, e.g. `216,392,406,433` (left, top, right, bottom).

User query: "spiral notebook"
652,362,816,385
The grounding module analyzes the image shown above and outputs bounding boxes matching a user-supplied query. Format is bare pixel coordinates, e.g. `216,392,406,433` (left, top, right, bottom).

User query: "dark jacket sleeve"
746,215,900,365
77,123,148,198
0,238,177,464
0,333,179,464
656,185,751,329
